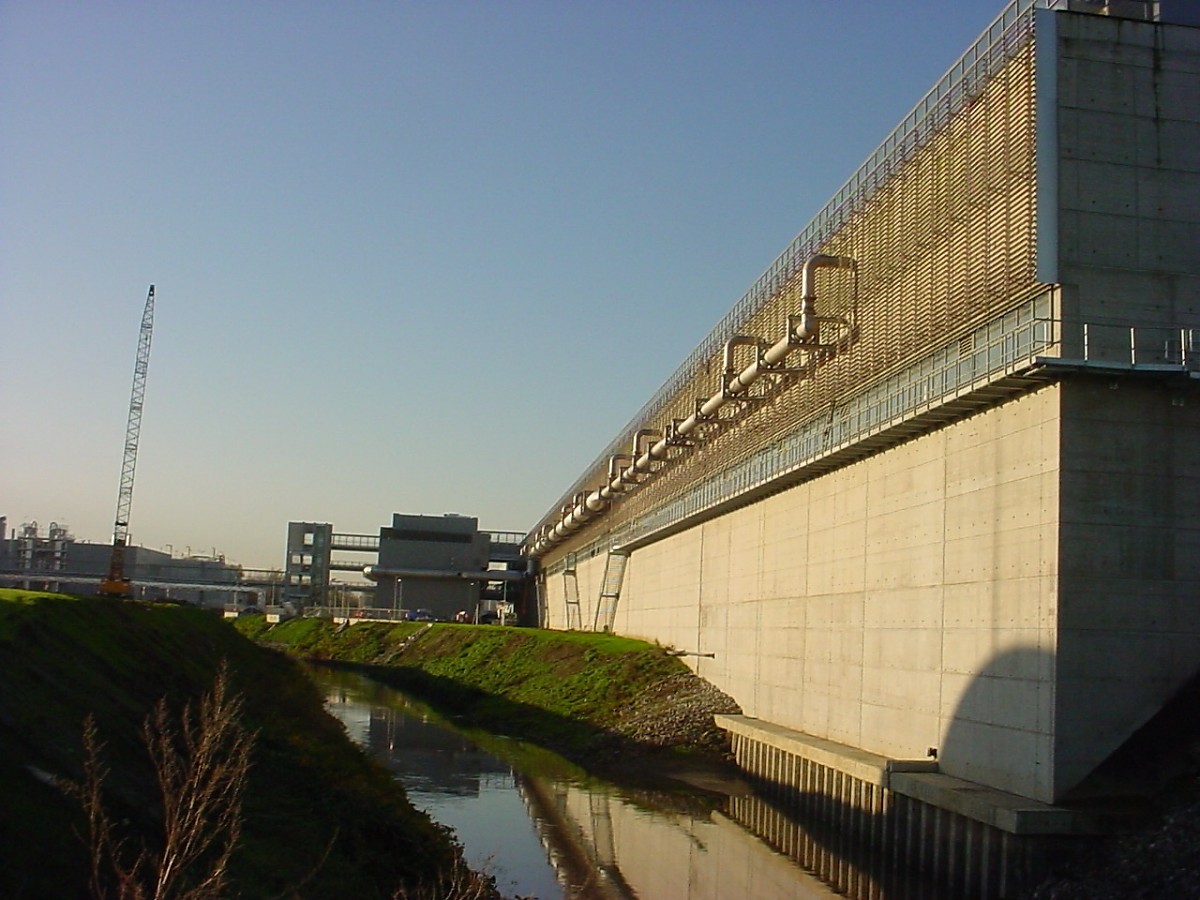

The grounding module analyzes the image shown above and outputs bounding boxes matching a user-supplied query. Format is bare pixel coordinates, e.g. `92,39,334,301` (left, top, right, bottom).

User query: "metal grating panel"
531,2,1056,550
539,34,1042,562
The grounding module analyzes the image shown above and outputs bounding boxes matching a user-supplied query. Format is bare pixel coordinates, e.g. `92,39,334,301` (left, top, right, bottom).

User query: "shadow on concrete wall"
730,647,1062,899
936,644,1055,800
728,646,1200,899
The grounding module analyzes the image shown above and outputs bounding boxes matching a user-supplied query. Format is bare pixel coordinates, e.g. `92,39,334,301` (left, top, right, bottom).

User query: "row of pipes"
526,254,857,559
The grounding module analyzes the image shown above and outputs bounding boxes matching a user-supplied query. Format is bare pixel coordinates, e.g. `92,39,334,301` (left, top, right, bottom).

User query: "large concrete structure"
284,515,527,620
371,513,491,616
527,0,1200,852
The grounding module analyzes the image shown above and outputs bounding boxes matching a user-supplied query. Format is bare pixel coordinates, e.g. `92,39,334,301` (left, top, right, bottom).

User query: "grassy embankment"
235,615,731,769
0,589,484,900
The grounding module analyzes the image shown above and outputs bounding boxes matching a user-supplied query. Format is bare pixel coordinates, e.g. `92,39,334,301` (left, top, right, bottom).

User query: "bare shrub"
72,663,256,900
391,865,500,900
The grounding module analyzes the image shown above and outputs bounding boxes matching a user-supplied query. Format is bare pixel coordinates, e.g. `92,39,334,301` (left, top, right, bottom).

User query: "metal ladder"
562,552,583,630
535,577,549,628
593,549,629,633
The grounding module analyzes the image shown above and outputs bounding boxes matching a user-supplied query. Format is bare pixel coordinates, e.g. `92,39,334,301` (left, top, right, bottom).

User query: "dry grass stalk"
74,663,255,900
391,864,500,900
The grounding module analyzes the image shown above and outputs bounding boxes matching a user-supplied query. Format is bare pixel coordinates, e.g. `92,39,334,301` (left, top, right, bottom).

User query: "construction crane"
99,285,155,598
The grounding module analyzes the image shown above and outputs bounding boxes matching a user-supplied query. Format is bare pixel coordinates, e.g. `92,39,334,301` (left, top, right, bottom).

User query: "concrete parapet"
888,771,1098,836
718,714,1097,836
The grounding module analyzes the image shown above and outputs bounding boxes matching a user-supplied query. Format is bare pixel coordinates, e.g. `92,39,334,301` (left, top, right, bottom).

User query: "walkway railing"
304,606,409,622
484,531,527,546
544,292,1200,571
330,533,379,551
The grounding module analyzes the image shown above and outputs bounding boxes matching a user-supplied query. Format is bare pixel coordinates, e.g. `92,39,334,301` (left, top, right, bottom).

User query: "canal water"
317,667,954,899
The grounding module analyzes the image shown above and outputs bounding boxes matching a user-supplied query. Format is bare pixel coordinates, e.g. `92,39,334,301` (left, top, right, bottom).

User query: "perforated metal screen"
536,9,1048,566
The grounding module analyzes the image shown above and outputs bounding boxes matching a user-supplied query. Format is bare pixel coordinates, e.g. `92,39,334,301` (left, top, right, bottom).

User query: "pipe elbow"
801,254,856,300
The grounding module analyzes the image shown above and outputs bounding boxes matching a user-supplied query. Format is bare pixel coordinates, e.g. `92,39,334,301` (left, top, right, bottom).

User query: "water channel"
317,667,954,899
317,667,834,898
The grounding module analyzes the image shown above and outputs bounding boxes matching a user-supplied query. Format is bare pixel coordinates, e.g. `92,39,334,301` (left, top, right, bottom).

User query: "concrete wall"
548,373,1200,804
537,10,1200,807
375,514,489,617
1055,13,1200,340
547,386,1063,801
1055,377,1200,796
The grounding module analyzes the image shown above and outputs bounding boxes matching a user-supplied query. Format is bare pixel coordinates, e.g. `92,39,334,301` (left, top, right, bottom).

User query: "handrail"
543,301,1200,573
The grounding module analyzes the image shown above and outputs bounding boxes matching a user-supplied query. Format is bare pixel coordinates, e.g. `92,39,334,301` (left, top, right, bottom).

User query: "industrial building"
524,1,1200,891
283,514,526,621
0,518,248,607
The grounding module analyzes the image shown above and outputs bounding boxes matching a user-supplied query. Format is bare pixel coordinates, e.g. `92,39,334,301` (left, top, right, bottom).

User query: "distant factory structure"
283,514,528,622
0,517,251,608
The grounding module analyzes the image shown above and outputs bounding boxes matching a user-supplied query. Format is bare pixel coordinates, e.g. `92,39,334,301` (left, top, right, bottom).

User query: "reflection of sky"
416,771,564,899
324,687,372,744
323,679,565,899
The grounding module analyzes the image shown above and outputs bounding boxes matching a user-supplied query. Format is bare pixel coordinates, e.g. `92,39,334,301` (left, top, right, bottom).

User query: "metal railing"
545,296,1200,572
304,606,410,622
484,531,527,545
610,292,1056,553
1077,323,1200,369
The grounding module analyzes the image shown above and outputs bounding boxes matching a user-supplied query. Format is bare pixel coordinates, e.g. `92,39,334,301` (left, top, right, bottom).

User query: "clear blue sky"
2,0,1007,571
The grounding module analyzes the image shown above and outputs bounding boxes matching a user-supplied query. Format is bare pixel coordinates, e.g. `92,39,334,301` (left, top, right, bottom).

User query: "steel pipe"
531,254,856,556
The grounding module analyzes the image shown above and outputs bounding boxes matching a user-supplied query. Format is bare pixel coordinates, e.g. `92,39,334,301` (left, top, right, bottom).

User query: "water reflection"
317,668,840,899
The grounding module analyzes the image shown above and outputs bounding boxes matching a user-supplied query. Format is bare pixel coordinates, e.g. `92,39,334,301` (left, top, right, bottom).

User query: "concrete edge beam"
716,715,1101,836
888,772,1103,836
715,714,937,788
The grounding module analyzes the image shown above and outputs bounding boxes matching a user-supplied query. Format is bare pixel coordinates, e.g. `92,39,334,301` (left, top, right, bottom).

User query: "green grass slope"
236,617,739,767
0,590,474,899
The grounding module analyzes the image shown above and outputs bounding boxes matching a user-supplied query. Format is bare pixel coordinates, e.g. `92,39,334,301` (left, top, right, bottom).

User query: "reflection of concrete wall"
366,707,499,798
524,777,834,900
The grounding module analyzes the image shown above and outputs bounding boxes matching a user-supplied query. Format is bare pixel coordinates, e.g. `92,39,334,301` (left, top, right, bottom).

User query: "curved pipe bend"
531,254,856,557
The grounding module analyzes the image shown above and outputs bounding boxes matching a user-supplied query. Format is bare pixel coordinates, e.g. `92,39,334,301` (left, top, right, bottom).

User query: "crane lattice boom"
100,284,155,597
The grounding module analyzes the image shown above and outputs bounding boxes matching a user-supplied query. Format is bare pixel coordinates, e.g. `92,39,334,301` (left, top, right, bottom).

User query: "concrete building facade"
527,0,1200,822
372,513,491,618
